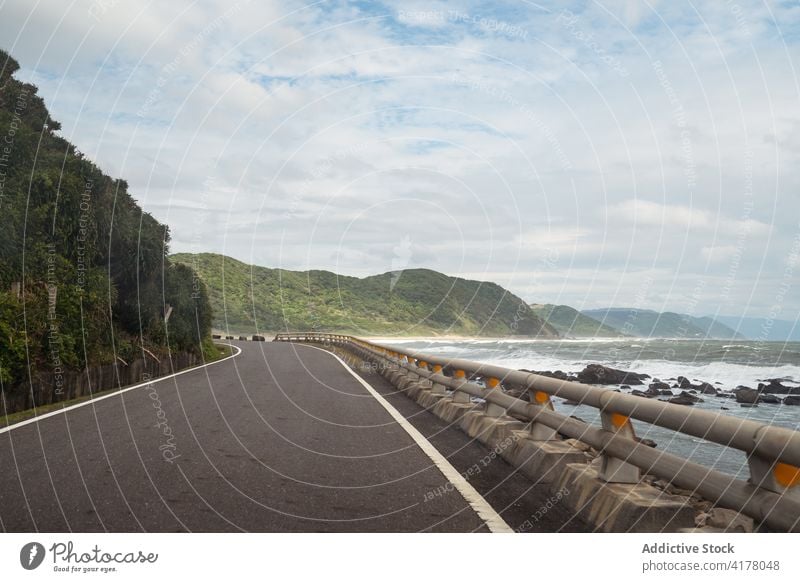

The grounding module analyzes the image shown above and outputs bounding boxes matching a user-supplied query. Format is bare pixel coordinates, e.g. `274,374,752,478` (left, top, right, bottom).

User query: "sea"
381,338,800,479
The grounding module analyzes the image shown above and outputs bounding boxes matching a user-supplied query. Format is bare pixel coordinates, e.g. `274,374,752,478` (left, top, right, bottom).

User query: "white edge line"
303,344,514,534
0,344,242,435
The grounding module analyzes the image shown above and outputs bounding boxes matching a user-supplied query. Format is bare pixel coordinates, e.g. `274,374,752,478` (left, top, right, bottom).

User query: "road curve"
0,341,587,532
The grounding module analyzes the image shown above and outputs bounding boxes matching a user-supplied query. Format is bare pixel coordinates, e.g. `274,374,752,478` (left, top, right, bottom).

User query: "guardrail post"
526,390,558,440
747,457,800,502
485,377,505,417
599,412,640,483
431,364,446,394
453,369,471,404
417,360,431,388
405,357,418,380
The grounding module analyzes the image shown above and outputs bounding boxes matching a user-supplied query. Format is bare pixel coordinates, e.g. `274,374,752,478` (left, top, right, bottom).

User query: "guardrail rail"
274,332,800,532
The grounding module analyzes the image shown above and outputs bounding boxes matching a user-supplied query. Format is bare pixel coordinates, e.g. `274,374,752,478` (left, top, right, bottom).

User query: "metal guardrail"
274,332,800,532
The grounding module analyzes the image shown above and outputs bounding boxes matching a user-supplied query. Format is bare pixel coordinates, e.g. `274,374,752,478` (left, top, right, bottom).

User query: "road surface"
0,341,587,532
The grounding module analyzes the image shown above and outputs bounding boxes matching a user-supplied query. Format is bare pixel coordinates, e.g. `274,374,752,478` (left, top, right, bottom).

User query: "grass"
0,342,234,429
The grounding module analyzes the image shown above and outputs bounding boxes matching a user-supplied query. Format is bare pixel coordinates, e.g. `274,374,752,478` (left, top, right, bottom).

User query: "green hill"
581,308,745,339
172,253,559,337
530,304,627,337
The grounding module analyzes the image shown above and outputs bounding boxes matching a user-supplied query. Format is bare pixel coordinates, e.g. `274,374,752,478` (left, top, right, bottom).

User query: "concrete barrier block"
416,391,449,409
406,379,433,401
552,463,696,532
382,369,398,382
502,438,588,484
432,398,478,423
396,375,418,391
459,410,526,448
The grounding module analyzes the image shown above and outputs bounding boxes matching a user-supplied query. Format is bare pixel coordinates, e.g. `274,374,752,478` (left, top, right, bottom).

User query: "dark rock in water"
646,382,673,396
721,406,730,410
763,377,799,385
688,389,698,394
735,387,760,404
715,392,734,398
665,391,703,405
758,380,800,395
569,415,586,423
634,436,657,448
759,394,781,404
631,389,650,398
620,385,631,390
697,382,718,395
676,376,693,389
784,395,800,406
645,384,664,396
666,394,696,405
714,381,723,385
576,364,648,385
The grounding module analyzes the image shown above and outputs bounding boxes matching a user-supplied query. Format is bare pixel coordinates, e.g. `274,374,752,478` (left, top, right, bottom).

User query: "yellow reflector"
774,462,800,488
611,413,630,429
534,391,549,404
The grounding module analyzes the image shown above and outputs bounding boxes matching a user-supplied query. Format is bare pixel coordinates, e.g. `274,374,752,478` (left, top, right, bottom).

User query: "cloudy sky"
2,0,799,319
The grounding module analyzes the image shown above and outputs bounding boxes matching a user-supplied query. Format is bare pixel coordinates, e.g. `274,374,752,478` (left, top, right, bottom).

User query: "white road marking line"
0,345,242,434
303,344,514,533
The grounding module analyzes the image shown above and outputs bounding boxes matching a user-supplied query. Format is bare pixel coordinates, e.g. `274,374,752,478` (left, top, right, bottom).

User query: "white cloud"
1,0,798,317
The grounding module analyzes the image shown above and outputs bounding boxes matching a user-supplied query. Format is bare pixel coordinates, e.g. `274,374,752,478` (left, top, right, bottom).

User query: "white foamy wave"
375,338,800,390
462,352,799,390
620,360,799,389
722,344,760,350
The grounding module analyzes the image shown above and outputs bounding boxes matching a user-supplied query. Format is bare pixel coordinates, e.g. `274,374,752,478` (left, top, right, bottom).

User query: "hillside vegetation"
530,304,626,337
581,308,744,339
0,49,213,390
172,253,558,337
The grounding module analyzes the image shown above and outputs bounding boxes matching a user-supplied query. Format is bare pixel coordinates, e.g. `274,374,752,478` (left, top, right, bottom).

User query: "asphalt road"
0,341,587,532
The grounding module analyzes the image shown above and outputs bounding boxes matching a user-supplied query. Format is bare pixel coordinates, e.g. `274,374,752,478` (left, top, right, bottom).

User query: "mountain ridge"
581,307,745,339
530,304,627,338
172,253,559,337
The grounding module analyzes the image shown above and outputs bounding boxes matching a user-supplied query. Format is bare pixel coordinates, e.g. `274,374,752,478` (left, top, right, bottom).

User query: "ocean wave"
722,344,760,350
477,355,799,389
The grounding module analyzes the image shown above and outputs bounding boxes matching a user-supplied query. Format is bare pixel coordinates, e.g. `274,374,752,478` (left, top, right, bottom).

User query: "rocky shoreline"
520,364,800,407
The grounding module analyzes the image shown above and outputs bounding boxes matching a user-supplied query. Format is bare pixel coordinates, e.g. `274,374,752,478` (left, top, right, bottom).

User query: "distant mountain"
581,308,745,339
172,253,559,337
713,315,800,342
530,304,626,338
